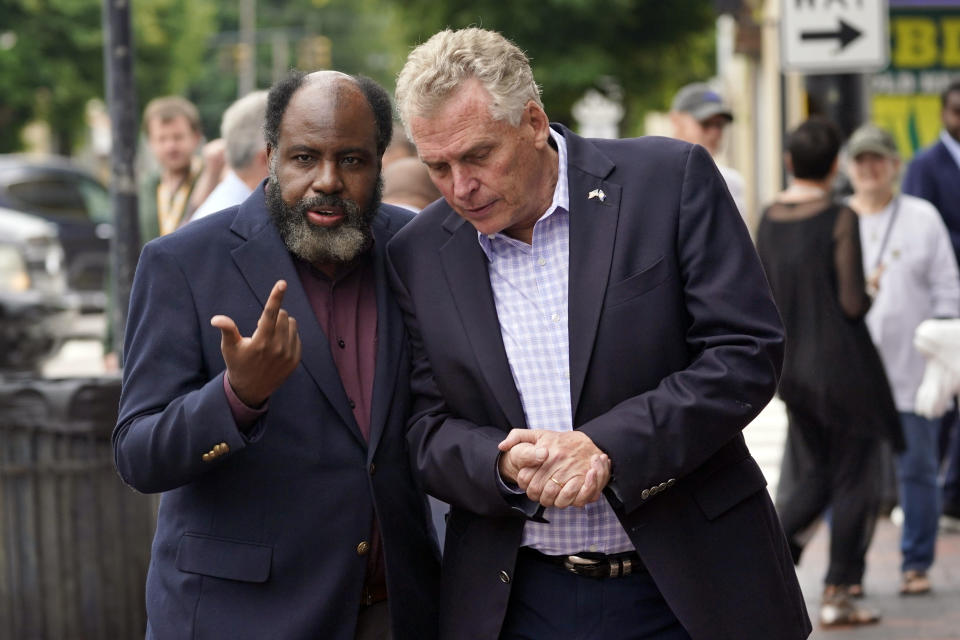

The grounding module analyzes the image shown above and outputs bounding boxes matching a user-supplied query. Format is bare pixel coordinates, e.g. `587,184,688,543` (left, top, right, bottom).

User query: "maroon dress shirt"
224,249,385,604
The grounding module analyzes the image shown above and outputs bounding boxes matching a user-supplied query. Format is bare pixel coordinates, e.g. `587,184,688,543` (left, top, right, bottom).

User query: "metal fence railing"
0,376,153,640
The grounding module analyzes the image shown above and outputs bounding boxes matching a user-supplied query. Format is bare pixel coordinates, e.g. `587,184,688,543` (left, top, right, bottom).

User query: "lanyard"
872,196,901,272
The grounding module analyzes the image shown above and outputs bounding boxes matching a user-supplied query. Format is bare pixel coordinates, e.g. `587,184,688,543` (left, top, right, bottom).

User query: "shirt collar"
940,130,960,171
477,127,569,259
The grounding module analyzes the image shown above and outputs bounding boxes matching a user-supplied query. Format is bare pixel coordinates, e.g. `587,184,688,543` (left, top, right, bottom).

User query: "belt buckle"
563,554,603,577
563,554,633,578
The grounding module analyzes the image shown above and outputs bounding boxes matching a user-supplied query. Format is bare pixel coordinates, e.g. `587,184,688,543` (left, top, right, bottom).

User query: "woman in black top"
756,118,901,629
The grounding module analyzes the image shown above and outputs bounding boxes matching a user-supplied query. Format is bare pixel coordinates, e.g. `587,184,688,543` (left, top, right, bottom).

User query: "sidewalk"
797,518,960,639
744,399,960,639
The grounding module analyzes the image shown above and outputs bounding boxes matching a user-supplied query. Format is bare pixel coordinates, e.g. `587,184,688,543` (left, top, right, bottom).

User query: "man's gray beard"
266,173,382,265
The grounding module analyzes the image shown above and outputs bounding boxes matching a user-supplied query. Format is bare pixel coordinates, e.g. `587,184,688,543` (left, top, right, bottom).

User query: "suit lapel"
439,215,527,429
560,128,621,421
230,193,365,447
367,214,404,456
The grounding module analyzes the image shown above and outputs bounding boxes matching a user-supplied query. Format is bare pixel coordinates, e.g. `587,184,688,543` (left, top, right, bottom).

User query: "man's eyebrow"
337,146,374,157
462,142,494,156
423,142,494,164
287,144,320,154
285,144,373,157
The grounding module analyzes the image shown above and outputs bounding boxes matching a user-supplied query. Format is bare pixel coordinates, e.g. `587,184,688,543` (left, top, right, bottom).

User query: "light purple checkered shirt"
479,129,634,555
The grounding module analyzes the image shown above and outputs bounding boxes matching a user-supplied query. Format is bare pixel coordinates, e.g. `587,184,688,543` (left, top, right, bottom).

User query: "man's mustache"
295,194,360,218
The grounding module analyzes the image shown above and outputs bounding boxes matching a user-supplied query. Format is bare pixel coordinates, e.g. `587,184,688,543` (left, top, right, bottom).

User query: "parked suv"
0,155,112,313
0,206,72,373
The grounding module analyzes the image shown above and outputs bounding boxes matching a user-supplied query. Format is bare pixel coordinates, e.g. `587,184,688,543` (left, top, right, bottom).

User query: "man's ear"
526,102,551,149
669,111,682,133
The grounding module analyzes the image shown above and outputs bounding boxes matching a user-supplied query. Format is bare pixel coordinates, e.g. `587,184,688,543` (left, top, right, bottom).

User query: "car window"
77,176,112,224
6,177,92,221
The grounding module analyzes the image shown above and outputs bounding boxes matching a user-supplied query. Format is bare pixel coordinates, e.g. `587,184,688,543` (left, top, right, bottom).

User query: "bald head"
382,157,441,212
264,69,393,157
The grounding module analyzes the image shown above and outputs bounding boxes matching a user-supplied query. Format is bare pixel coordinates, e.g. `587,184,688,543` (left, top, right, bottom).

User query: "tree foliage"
393,0,718,134
0,0,718,152
182,0,410,139
0,0,216,153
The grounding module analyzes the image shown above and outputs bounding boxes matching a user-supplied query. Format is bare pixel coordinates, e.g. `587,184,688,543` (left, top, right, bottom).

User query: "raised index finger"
258,280,287,333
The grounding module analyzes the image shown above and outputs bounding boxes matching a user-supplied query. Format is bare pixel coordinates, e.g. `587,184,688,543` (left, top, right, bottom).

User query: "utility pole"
239,0,256,96
101,0,140,362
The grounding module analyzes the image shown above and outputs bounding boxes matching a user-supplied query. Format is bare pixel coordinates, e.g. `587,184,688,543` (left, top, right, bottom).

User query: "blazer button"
658,482,668,491
369,463,376,475
649,486,659,496
498,570,511,583
667,478,676,487
641,489,650,500
202,453,211,462
357,541,370,556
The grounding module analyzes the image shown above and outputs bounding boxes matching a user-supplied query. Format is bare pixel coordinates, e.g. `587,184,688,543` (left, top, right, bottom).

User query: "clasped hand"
210,280,302,407
498,429,611,509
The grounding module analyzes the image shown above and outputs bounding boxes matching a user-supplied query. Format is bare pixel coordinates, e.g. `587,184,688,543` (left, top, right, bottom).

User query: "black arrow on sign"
801,19,862,50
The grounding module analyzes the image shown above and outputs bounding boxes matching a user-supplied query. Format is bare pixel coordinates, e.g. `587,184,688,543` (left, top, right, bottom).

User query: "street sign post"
781,0,890,73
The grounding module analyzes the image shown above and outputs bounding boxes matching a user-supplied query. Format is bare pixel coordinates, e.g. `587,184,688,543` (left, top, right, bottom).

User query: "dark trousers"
775,407,883,586
499,549,691,640
940,409,960,517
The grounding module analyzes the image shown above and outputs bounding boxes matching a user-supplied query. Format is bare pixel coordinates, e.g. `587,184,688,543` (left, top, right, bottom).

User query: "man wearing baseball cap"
847,124,960,598
670,82,746,221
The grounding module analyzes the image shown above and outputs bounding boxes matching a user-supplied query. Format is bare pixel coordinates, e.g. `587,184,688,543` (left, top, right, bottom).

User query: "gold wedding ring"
550,476,564,487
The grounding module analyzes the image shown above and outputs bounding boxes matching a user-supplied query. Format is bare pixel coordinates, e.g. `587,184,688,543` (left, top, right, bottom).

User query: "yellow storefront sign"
871,9,960,158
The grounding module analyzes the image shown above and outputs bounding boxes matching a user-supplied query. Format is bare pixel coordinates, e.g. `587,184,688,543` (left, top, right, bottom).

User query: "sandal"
900,570,931,596
847,583,864,598
819,586,881,628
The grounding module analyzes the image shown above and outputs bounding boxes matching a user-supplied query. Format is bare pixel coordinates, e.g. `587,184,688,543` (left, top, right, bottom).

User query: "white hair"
395,28,542,134
221,90,268,170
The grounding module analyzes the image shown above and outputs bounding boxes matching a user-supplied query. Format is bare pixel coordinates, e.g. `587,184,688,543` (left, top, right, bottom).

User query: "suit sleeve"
924,201,960,318
578,145,785,514
902,155,935,203
386,249,539,519
112,240,265,494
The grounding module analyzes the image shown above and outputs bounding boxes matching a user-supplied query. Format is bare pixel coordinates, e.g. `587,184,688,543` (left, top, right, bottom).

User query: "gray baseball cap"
848,124,898,158
671,82,733,122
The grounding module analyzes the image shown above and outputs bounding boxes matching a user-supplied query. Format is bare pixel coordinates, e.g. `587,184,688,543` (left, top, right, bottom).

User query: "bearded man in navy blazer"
387,28,810,640
113,70,439,639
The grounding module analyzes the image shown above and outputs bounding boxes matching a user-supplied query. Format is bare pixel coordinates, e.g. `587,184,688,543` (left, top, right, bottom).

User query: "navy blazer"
113,185,440,640
386,127,811,640
903,139,960,260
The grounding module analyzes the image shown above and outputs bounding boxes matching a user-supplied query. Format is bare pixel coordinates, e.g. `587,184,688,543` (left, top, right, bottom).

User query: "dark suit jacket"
902,139,960,260
113,185,440,640
386,127,811,640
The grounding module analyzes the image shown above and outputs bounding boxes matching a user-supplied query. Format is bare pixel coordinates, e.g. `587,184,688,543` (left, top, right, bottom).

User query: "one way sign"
781,0,889,74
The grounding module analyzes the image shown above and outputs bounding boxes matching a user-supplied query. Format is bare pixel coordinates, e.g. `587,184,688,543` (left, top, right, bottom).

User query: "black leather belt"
520,547,646,579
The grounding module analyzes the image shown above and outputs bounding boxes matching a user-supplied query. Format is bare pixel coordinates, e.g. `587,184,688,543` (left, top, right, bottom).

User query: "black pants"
500,550,691,640
775,406,883,586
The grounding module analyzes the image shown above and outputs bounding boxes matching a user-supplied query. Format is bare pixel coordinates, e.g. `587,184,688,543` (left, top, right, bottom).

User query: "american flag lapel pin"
588,188,606,202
